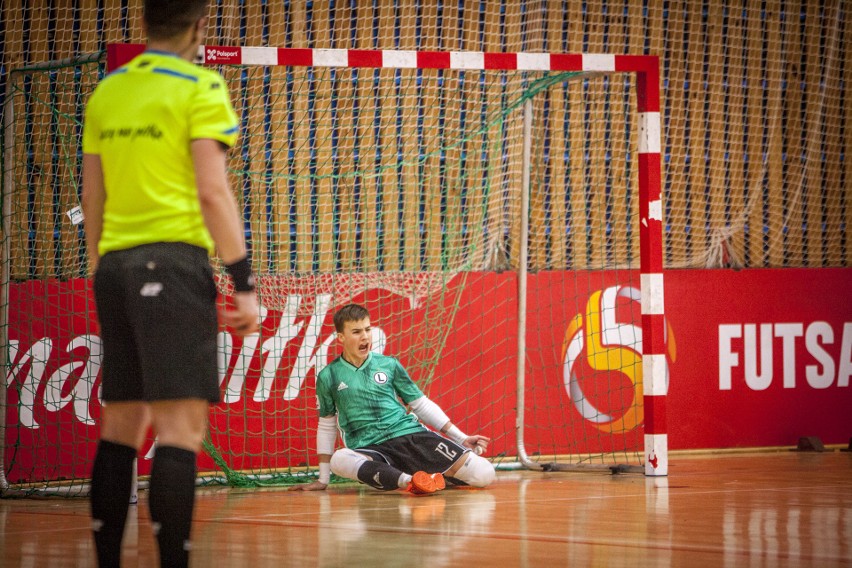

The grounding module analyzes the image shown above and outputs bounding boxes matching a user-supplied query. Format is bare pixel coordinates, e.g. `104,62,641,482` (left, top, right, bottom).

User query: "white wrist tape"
317,415,338,456
445,424,468,445
318,461,331,485
408,396,451,431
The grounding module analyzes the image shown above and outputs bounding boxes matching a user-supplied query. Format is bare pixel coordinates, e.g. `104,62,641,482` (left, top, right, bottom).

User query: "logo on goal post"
561,285,676,434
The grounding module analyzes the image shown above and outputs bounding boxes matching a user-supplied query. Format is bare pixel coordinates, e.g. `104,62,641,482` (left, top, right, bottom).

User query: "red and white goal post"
1,45,666,495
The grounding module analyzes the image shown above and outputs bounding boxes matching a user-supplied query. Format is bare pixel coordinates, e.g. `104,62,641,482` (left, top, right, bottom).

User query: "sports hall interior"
1,2,850,566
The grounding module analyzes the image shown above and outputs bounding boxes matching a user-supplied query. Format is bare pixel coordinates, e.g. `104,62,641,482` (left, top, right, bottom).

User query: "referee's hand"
222,291,260,336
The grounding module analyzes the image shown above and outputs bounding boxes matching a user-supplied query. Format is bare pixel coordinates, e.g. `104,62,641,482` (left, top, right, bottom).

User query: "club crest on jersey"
373,372,388,385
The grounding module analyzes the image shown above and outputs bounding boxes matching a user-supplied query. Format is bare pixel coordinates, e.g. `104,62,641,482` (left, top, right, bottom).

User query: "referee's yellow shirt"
82,50,239,256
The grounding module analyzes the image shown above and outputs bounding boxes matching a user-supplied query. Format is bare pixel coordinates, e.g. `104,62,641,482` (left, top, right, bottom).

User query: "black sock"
148,446,197,568
91,440,137,568
356,460,404,491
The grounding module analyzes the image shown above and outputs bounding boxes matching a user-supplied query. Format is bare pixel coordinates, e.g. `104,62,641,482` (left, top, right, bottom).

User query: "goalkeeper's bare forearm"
289,453,330,491
289,415,337,491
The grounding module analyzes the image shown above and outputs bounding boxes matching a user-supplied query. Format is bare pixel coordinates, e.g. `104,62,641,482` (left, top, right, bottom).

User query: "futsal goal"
1,45,667,495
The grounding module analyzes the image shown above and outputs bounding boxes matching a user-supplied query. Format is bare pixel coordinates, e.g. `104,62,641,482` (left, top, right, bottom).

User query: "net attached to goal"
2,47,664,494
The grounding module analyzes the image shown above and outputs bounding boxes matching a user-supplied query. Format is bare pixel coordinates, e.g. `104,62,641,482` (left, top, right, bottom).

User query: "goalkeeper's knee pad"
329,448,369,480
453,453,496,488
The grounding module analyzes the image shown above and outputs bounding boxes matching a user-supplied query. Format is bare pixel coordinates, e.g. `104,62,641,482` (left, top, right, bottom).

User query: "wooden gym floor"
1,451,850,567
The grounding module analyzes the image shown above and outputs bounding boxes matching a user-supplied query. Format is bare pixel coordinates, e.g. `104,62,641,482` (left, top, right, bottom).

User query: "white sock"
397,473,412,488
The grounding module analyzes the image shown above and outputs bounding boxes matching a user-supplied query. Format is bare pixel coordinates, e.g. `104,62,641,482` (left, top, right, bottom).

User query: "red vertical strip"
639,152,663,274
643,396,667,435
642,314,667,355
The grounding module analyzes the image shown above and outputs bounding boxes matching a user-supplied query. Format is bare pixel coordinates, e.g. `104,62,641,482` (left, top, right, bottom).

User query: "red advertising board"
664,268,852,449
4,268,851,484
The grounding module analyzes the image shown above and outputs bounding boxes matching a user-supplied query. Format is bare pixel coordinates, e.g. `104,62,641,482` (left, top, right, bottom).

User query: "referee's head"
144,0,209,41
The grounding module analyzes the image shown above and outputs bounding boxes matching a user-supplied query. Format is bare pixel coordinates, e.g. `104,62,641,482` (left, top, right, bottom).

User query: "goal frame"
108,44,667,477
0,46,665,493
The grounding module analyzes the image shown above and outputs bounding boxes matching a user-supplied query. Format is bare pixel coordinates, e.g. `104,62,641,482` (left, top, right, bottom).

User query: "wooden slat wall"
527,0,548,269
331,3,358,273
822,3,843,267
439,2,464,272
5,0,26,278
686,0,706,265
374,3,399,273
27,0,52,279
266,5,291,272
601,0,627,271
803,0,825,266
390,3,422,272
546,0,567,270
608,1,634,269
725,2,747,265
2,0,849,282
564,1,586,269
845,3,852,264
765,2,785,267
242,2,271,273
705,3,727,265
663,1,690,266
473,2,504,271
504,0,524,270
744,2,766,266
786,0,806,265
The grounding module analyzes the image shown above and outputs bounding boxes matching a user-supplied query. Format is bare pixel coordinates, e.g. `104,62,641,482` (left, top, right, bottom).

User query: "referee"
81,1,258,566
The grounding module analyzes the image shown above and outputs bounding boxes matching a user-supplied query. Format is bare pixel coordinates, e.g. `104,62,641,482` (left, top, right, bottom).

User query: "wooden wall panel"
663,1,689,266
765,2,785,267
822,4,843,266
725,3,748,265
745,2,767,266
528,99,548,270
845,7,852,266
504,0,524,270
2,0,849,277
26,0,53,279
5,0,26,278
705,3,728,266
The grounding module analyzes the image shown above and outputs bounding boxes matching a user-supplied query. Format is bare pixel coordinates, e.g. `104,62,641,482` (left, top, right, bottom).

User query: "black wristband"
224,257,256,292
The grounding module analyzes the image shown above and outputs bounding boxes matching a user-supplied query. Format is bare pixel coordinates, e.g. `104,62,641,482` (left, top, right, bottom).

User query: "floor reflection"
1,453,850,567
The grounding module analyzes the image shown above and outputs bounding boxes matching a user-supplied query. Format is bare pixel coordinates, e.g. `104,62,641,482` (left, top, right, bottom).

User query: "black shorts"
356,431,470,481
94,242,220,403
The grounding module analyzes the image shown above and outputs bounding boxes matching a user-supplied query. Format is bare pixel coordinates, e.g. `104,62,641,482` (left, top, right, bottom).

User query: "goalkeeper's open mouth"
358,342,371,355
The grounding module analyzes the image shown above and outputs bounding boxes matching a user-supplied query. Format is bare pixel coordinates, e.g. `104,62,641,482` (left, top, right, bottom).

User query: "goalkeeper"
291,304,495,494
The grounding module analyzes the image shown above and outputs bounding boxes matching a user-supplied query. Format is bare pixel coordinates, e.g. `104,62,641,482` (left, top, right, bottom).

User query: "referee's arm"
192,138,259,335
192,139,246,264
82,153,105,273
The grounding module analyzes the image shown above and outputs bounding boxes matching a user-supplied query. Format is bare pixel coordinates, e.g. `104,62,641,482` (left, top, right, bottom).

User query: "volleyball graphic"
561,285,675,433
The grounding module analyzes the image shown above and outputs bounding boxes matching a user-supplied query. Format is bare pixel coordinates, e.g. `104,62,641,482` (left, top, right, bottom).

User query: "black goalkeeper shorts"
356,431,470,477
94,242,220,403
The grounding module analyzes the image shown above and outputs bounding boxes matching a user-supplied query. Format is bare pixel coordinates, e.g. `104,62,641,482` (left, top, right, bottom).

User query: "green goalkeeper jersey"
317,352,427,449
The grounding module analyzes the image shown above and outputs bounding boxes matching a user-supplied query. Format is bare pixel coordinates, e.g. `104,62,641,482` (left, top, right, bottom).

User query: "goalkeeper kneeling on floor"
290,303,495,494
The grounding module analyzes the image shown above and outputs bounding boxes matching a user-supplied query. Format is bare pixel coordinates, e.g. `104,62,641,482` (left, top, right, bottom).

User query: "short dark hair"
333,304,370,333
144,0,209,41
